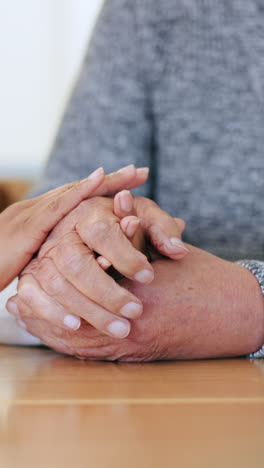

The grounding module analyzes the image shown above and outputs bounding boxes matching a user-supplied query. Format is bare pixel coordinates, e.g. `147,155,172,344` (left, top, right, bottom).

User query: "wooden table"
0,346,263,468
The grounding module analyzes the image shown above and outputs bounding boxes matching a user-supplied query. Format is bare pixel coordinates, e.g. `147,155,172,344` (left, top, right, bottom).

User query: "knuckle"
63,250,83,274
59,245,94,276
70,253,92,276
46,198,62,214
47,231,95,276
104,221,123,245
51,238,74,264
73,199,100,228
88,221,110,239
61,180,82,199
78,197,111,216
45,274,65,297
78,197,99,212
18,290,34,311
59,246,79,271
38,259,65,296
43,233,76,260
64,180,80,192
86,220,119,249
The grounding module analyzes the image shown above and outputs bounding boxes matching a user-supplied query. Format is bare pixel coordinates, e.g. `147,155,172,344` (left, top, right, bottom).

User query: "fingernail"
134,269,154,284
97,256,111,269
117,164,135,174
120,302,143,319
6,300,19,316
107,320,130,338
137,167,149,176
119,190,133,212
168,238,189,252
88,167,104,179
126,218,140,237
17,319,27,330
63,314,81,331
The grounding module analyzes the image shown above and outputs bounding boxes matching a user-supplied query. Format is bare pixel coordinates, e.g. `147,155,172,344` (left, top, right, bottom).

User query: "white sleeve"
0,278,42,346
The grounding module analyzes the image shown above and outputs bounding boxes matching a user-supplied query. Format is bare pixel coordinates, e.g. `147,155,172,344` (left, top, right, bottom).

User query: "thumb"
134,199,189,260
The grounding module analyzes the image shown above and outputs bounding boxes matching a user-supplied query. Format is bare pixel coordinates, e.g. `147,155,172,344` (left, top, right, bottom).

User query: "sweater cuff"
236,260,264,358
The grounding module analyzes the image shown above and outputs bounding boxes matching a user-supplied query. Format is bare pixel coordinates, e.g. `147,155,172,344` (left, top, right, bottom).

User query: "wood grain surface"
0,346,263,468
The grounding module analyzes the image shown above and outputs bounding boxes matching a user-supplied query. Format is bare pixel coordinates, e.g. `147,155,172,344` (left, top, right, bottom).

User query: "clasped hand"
6,165,187,341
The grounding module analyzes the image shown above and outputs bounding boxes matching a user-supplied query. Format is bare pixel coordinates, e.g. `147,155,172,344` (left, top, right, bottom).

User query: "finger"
7,293,74,340
174,217,186,235
148,225,189,259
44,240,145,320
120,216,141,238
96,255,111,270
114,191,146,252
134,198,189,259
77,217,154,284
125,167,149,189
1,168,106,288
15,269,132,339
114,190,135,218
120,216,146,254
92,165,149,197
27,167,105,244
10,311,118,359
7,276,81,331
96,217,141,270
34,167,104,205
96,216,141,271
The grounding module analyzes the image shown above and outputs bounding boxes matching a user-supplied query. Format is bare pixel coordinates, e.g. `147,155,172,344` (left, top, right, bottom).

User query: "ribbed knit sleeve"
237,260,264,358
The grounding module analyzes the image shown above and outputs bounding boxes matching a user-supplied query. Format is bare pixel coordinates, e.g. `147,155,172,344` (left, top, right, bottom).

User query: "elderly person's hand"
0,164,152,291
96,191,187,271
7,195,188,339
9,245,264,360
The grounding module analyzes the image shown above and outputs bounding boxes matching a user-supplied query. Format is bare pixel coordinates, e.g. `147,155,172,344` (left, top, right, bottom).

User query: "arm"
11,245,264,360
0,169,104,291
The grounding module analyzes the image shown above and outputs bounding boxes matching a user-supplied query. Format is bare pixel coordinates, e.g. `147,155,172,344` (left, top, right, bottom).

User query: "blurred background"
0,0,104,181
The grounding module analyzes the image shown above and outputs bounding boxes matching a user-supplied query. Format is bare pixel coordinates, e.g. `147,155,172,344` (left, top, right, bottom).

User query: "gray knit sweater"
32,0,264,356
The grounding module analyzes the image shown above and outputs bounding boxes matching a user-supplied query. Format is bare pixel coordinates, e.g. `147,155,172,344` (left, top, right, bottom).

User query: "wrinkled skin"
9,195,187,338
15,245,264,361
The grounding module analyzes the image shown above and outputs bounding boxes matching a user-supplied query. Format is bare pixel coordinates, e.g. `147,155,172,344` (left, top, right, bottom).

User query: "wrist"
118,253,264,361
